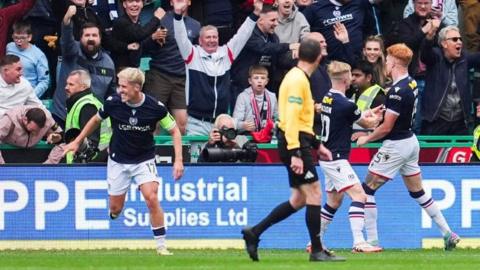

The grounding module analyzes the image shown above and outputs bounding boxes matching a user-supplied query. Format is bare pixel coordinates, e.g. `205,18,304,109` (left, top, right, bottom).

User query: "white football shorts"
368,135,421,180
107,157,159,195
320,159,360,193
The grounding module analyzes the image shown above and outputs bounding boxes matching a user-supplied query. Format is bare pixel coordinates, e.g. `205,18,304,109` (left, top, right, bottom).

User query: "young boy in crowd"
233,64,278,140
6,20,50,98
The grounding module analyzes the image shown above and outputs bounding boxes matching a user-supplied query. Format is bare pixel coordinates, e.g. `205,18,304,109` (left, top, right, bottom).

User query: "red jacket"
0,0,35,56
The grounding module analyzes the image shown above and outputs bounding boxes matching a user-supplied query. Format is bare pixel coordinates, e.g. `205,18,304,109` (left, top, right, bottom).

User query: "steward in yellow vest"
350,60,386,112
64,70,111,163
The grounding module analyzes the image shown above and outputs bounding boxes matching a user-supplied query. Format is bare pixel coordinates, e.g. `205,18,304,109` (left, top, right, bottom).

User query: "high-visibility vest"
356,84,384,111
65,93,111,163
472,125,480,160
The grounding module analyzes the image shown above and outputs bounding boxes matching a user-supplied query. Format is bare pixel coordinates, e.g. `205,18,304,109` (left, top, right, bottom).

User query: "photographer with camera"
64,70,111,163
199,114,258,162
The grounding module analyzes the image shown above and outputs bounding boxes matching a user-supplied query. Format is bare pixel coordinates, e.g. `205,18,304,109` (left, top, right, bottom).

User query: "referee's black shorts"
277,130,319,188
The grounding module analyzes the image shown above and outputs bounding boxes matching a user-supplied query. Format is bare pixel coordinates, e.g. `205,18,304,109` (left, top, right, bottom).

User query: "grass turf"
0,249,479,270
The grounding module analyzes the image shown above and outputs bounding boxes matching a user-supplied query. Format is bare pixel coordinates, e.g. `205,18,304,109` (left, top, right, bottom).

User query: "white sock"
320,204,337,247
364,194,379,244
152,226,166,249
349,201,366,245
411,190,451,236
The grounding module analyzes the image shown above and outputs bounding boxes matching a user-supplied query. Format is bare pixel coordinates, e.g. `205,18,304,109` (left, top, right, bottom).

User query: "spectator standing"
386,0,442,133
303,0,377,64
173,0,263,136
420,25,480,135
109,0,165,70
275,0,310,43
231,4,298,100
7,20,50,99
24,0,59,98
362,35,388,87
404,0,458,26
52,6,116,128
143,0,200,134
0,55,43,116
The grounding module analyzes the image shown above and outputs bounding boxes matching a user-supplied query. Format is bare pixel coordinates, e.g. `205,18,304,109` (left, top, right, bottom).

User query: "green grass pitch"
0,249,479,270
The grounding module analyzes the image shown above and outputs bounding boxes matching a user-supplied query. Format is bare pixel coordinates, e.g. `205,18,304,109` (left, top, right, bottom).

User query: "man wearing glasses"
420,25,480,135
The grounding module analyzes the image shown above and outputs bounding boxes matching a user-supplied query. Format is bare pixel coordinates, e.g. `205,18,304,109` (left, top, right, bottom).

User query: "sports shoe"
306,242,335,256
241,227,260,261
367,240,383,252
444,232,460,251
309,250,346,262
352,242,383,253
157,247,173,256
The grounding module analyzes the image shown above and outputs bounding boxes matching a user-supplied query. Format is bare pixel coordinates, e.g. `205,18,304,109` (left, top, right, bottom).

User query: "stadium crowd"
0,0,480,164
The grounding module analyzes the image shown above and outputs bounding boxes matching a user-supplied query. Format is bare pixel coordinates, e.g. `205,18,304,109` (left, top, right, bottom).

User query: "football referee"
241,38,345,262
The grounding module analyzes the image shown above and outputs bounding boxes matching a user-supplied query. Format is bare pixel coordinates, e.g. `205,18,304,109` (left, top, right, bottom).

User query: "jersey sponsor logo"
322,96,333,105
107,96,113,101
158,101,165,107
305,170,315,180
321,104,332,113
389,94,402,101
409,80,417,90
354,109,361,116
288,96,303,104
322,13,353,26
118,124,152,132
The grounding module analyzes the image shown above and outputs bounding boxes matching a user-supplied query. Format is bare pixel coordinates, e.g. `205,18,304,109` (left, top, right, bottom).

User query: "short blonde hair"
327,61,351,81
117,67,145,87
386,43,413,67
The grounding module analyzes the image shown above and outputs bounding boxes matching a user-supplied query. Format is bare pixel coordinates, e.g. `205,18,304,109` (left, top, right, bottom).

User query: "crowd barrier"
0,164,479,250
0,135,475,164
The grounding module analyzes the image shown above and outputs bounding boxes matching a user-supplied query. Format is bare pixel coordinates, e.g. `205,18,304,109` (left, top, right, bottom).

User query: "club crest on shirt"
129,117,138,126
333,8,341,17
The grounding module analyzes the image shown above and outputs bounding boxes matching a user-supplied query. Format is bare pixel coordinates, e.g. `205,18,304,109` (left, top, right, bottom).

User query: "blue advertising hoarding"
0,165,479,249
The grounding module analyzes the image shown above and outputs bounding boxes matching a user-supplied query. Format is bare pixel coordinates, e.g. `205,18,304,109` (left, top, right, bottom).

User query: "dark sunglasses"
446,37,462,42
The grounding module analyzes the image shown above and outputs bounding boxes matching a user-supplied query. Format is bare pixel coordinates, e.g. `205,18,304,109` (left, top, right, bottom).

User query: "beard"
81,40,101,57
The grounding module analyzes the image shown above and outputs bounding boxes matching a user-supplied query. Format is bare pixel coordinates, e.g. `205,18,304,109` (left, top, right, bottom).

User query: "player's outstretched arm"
169,125,184,181
357,105,385,129
63,115,102,156
357,110,397,147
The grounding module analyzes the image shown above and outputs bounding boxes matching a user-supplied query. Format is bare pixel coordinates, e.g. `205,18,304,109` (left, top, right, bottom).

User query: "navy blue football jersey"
98,93,175,164
383,76,418,140
320,89,361,160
